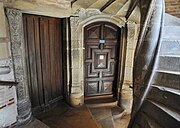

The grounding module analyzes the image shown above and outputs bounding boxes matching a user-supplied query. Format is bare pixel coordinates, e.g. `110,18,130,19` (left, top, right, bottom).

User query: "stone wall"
165,0,180,18
0,3,9,59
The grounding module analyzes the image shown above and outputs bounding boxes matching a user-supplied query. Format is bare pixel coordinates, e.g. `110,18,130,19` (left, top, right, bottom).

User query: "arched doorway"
84,22,121,100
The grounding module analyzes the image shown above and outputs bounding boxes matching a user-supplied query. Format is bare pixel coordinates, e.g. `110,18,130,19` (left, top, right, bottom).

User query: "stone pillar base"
70,94,84,107
119,83,133,114
17,98,32,125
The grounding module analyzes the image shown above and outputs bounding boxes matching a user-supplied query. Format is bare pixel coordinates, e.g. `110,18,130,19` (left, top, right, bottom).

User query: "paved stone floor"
20,101,130,128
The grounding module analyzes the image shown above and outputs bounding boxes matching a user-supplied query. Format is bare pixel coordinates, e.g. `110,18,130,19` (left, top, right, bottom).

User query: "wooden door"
23,14,63,114
84,22,120,97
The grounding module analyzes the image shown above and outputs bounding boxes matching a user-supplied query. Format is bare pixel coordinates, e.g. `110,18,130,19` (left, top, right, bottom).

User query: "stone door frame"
69,9,128,106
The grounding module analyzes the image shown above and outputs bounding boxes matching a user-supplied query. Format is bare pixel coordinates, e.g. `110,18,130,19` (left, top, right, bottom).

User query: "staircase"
128,0,180,127
144,13,180,128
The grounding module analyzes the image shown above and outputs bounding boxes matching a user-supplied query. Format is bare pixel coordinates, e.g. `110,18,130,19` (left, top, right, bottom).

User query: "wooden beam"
100,0,115,12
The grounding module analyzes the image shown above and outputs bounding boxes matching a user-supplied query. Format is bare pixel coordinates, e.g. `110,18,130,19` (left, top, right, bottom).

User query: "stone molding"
6,8,32,125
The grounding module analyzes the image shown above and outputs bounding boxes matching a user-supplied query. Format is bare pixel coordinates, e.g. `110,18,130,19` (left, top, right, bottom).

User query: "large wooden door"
23,14,63,114
84,22,120,97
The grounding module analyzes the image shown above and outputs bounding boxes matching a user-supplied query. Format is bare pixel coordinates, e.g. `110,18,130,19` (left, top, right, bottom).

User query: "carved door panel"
84,22,120,97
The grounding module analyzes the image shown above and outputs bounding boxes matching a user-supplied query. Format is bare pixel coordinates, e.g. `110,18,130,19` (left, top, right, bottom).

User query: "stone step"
164,13,180,26
72,0,98,9
160,40,180,56
135,112,163,128
141,100,180,128
115,0,130,17
152,72,180,90
147,85,180,112
85,95,117,108
157,56,180,72
163,26,180,40
89,0,109,9
155,69,180,75
103,0,127,15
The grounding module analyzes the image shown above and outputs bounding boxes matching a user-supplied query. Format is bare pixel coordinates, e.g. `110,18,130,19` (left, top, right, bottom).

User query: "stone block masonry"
165,0,180,18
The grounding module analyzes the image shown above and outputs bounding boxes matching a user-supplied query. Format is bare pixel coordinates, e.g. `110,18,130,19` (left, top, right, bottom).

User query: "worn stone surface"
0,2,6,38
36,102,99,128
0,43,9,59
3,0,71,18
18,118,49,128
6,8,32,125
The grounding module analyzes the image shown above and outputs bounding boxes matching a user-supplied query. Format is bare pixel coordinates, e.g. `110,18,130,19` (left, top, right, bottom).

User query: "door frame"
69,12,127,106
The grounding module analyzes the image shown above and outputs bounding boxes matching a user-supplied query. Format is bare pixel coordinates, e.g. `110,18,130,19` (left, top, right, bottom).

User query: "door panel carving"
84,22,120,96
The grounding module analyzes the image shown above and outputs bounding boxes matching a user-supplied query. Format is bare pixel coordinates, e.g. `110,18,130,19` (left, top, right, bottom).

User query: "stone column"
69,16,84,106
120,22,138,114
6,8,32,125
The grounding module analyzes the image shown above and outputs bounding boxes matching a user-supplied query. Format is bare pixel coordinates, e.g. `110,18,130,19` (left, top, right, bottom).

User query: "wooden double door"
84,22,121,97
23,14,64,114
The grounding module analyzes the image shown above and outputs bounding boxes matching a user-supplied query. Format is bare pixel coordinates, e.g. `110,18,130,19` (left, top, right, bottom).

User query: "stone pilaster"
6,8,32,125
69,16,84,106
120,22,138,114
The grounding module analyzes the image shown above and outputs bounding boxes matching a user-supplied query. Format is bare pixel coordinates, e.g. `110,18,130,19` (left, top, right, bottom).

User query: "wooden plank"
34,16,44,106
23,15,32,104
23,14,64,113
49,17,56,99
55,19,63,96
27,15,39,107
40,17,51,104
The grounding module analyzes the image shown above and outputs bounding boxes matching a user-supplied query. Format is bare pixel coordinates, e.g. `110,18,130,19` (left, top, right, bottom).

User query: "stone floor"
20,101,130,128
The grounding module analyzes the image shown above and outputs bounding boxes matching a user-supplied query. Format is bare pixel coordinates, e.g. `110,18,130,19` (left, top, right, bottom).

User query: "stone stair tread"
147,100,180,122
159,55,180,58
155,69,180,75
115,0,130,17
85,95,117,108
86,101,118,108
72,0,98,9
163,26,180,39
151,85,180,96
89,0,109,9
103,0,127,15
136,112,163,128
164,13,180,26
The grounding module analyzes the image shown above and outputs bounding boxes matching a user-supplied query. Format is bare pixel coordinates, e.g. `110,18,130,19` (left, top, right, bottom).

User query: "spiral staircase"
71,0,180,128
